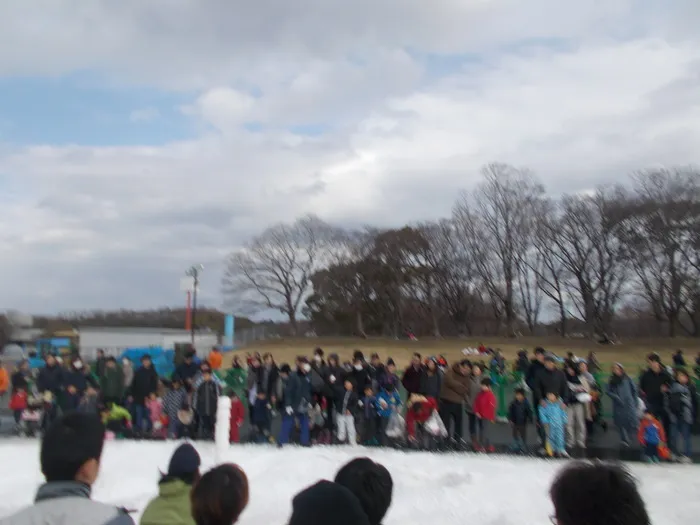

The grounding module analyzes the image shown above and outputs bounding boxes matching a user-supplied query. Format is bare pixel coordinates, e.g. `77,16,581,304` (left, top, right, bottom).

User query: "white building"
78,326,219,360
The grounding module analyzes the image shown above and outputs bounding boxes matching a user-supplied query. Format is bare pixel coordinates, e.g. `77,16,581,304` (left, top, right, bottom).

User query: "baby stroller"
20,394,44,437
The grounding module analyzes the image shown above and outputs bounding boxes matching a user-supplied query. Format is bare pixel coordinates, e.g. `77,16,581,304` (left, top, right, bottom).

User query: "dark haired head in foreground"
335,458,393,525
191,463,249,525
289,480,370,525
4,412,134,525
550,461,650,525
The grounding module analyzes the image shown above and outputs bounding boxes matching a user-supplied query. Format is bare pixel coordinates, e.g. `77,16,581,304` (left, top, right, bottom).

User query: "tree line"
223,164,700,339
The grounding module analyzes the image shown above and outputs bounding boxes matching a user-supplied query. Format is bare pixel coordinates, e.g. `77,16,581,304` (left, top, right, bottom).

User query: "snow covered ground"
0,440,697,525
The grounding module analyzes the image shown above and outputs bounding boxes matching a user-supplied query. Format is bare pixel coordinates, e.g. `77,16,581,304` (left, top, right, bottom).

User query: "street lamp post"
186,264,204,344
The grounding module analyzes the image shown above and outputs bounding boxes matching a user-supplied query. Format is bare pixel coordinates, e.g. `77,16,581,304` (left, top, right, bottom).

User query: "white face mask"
314,355,322,362
73,361,83,370
354,364,363,371
302,363,311,373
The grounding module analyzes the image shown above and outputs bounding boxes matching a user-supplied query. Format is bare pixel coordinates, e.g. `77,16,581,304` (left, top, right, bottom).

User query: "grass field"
243,336,700,371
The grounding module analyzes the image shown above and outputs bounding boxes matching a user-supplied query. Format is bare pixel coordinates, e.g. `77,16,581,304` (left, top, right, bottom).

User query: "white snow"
0,439,697,525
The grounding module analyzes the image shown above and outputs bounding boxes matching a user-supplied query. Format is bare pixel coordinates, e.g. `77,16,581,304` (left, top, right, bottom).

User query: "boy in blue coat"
539,391,569,457
376,383,402,445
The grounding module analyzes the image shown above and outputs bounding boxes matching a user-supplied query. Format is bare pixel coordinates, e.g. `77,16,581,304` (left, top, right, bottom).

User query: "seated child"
406,394,439,442
229,391,245,443
638,410,669,463
474,378,497,452
508,387,533,453
539,391,569,457
358,385,378,446
100,402,133,438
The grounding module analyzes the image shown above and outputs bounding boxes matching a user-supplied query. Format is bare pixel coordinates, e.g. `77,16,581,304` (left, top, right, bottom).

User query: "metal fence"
234,326,280,347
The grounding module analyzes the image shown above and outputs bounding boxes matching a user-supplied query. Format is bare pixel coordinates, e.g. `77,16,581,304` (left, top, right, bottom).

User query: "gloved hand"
286,406,294,416
358,400,364,407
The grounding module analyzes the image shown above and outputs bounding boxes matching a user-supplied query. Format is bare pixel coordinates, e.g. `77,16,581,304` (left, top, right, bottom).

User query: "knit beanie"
167,443,201,478
289,480,370,525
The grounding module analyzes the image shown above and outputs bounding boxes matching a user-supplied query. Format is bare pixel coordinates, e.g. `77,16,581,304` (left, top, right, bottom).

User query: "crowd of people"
1,411,656,525
0,345,698,463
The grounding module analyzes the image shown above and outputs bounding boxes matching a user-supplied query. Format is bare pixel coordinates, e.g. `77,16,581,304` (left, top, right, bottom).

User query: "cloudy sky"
1,1,699,315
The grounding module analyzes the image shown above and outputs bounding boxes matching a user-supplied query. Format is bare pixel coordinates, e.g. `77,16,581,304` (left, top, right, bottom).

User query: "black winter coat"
420,371,442,399
62,370,88,395
639,368,673,412
37,364,63,394
195,380,221,416
130,366,159,404
334,389,359,414
402,366,423,395
535,368,569,402
525,360,546,395
508,399,533,425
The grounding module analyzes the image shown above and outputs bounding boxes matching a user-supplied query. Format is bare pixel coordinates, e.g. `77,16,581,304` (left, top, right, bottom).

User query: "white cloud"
0,1,699,312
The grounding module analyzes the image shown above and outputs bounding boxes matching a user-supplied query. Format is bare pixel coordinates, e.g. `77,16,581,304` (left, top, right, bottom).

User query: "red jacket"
9,391,28,411
230,397,245,426
474,390,497,421
406,397,439,438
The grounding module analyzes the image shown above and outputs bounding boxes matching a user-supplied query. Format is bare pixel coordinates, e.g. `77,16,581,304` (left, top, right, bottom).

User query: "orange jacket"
208,350,223,370
638,417,667,445
0,368,8,394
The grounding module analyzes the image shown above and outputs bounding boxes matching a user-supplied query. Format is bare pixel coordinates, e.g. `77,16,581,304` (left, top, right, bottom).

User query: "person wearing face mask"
278,358,313,447
351,351,371,392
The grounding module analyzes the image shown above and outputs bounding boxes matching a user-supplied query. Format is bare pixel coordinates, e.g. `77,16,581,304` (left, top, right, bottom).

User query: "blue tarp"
119,347,176,378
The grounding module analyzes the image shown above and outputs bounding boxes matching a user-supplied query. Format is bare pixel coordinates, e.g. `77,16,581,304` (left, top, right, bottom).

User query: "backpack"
669,391,684,416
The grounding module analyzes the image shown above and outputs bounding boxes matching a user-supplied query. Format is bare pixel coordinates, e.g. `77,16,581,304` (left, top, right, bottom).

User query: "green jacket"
140,479,195,525
100,366,125,400
102,404,131,424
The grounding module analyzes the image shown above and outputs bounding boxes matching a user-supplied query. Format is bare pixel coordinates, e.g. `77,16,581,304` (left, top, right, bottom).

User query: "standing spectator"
335,378,358,446
606,363,639,447
638,410,668,463
665,368,696,463
279,359,313,446
1,412,134,525
585,352,601,374
507,387,533,453
672,349,686,367
549,462,650,525
62,358,89,412
229,391,245,443
438,360,471,443
193,364,221,440
325,353,346,431
358,385,379,445
367,353,386,392
95,349,107,379
401,353,423,396
465,363,482,447
0,359,9,403
141,443,200,525
100,357,125,405
11,360,30,393
122,358,134,395
190,464,249,525
174,352,199,390
535,357,569,404
381,359,400,391
131,355,159,435
473,377,497,452
525,347,547,446
540,391,569,457
260,353,280,403
208,347,223,371
335,458,393,525
564,363,589,450
419,357,442,400
163,377,188,439
246,356,263,421
350,351,371,392
639,353,672,437
514,350,529,375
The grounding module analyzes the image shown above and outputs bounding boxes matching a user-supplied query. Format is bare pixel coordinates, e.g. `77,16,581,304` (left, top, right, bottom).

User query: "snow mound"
0,439,696,524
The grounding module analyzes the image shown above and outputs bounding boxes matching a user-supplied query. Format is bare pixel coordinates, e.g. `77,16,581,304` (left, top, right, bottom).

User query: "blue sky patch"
0,72,198,146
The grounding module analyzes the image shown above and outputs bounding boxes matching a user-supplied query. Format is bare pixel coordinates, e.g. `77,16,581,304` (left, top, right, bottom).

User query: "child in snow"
508,387,533,453
376,383,402,445
9,387,28,427
335,379,358,446
229,391,245,443
146,392,165,439
100,402,133,438
162,377,188,439
406,394,439,443
638,410,668,463
474,378,497,452
359,385,379,446
539,391,569,457
250,391,273,443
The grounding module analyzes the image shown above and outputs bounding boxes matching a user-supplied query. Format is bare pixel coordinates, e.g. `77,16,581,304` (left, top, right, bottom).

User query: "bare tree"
222,215,336,335
454,163,545,336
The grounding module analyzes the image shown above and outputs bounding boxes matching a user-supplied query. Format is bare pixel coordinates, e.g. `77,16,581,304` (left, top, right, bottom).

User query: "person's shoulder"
2,498,132,525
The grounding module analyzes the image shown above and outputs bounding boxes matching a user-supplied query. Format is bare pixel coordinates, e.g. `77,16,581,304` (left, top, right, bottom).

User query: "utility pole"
185,264,204,344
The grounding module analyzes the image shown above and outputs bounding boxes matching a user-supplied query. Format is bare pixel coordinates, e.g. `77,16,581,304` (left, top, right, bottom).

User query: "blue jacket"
252,398,271,426
539,400,568,428
376,390,401,418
